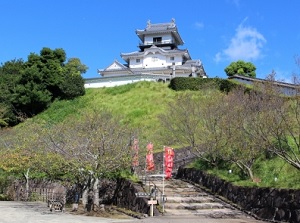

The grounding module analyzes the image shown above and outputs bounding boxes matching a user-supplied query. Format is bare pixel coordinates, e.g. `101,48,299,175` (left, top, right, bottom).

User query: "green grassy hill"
29,81,181,152
9,81,300,189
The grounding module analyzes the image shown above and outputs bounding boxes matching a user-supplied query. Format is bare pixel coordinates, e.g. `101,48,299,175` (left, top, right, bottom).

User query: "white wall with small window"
144,34,173,45
130,58,143,68
143,53,167,68
166,55,182,66
129,53,183,69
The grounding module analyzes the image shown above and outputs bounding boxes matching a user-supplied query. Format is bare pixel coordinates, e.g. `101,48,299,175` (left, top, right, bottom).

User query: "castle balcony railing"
138,40,176,46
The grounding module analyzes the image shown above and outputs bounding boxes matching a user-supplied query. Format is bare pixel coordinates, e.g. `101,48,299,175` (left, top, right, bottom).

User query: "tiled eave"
136,30,184,45
121,48,190,61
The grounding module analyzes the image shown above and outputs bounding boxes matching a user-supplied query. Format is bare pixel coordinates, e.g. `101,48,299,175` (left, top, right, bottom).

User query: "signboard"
148,199,157,205
135,192,151,198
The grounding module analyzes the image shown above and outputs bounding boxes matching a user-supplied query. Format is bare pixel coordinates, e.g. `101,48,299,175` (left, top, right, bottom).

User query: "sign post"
148,198,157,217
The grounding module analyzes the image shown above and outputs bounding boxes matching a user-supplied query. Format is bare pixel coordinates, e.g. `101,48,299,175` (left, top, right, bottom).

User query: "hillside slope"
26,81,188,151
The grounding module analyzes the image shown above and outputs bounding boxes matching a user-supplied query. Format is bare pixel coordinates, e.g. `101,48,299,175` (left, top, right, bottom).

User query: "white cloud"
215,22,266,63
226,0,241,8
194,22,204,29
231,0,241,8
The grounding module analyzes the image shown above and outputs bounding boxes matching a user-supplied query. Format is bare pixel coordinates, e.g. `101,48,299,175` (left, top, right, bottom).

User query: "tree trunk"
81,186,88,207
93,178,99,208
245,166,254,181
23,168,30,201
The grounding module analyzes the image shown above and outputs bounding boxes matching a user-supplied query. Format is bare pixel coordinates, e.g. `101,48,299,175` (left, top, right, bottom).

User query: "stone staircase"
146,175,247,219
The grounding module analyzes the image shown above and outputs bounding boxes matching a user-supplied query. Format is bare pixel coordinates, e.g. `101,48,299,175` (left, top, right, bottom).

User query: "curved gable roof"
104,60,129,71
136,19,184,45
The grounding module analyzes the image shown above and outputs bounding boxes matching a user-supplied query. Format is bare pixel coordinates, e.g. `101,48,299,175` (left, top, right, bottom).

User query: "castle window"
170,57,174,61
153,37,162,43
136,59,140,63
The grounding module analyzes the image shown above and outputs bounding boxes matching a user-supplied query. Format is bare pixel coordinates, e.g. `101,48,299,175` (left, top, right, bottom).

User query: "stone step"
165,196,215,203
150,181,198,188
162,192,208,197
144,178,243,218
163,208,241,217
164,202,226,210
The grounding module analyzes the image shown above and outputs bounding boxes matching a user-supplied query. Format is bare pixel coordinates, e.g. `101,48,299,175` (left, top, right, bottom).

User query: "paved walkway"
0,201,133,223
119,215,267,223
0,201,267,223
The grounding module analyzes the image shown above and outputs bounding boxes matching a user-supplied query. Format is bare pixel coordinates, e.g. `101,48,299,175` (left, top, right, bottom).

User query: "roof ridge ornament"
169,18,176,28
147,19,151,28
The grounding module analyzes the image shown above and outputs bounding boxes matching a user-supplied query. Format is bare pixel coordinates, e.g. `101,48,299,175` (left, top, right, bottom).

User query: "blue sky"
1,0,300,82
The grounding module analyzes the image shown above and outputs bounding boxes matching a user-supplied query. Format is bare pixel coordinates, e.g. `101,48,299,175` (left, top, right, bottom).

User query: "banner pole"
162,146,165,214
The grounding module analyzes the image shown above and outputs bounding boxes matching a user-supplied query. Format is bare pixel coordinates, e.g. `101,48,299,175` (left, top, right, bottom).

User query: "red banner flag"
146,142,155,171
164,147,174,180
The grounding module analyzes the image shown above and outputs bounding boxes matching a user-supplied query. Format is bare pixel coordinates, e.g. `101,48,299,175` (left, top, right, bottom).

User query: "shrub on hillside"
169,77,239,93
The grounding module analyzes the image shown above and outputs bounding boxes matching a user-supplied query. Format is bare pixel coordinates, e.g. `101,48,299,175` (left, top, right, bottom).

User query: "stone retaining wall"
177,166,300,223
111,178,160,216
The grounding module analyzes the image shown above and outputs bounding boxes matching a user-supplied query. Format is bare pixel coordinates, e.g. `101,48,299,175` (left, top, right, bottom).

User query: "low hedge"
169,77,240,93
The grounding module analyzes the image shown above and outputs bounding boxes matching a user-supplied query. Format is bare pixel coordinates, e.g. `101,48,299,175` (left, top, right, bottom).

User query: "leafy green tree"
27,47,66,99
224,60,256,77
64,58,88,76
0,48,88,125
0,59,24,125
59,58,87,99
25,48,87,100
0,104,9,127
12,65,52,116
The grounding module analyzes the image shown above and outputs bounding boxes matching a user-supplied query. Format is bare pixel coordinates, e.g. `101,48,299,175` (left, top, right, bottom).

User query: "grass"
31,81,179,151
188,155,300,189
7,81,300,189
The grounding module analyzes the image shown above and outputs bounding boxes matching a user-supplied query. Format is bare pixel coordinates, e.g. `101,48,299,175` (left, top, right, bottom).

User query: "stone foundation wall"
111,178,160,216
177,167,300,223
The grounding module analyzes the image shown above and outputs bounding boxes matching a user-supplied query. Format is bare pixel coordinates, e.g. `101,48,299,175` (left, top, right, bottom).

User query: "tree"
252,74,300,171
200,92,232,167
0,48,88,126
0,124,74,200
219,88,267,180
42,109,133,207
12,65,52,116
158,90,225,167
59,58,87,99
24,48,87,101
0,127,44,200
224,60,256,78
158,86,268,180
0,59,25,125
0,104,9,127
